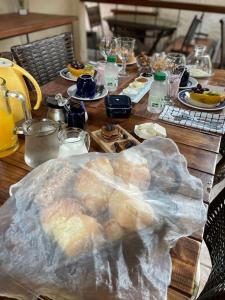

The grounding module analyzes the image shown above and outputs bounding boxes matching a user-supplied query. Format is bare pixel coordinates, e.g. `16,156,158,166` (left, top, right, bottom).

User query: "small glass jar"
187,45,212,75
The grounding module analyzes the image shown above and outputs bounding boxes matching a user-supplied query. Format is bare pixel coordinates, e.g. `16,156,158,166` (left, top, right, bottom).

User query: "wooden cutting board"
91,124,140,153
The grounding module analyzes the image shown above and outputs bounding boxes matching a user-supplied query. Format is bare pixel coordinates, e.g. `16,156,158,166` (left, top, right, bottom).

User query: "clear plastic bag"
0,137,207,300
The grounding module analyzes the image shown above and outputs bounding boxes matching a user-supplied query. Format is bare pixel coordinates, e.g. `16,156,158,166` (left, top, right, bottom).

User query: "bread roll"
34,166,74,207
41,199,104,257
109,188,155,232
75,156,114,215
112,151,151,190
104,219,125,241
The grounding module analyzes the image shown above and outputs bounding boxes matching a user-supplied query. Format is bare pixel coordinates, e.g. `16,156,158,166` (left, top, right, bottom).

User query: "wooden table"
104,16,176,54
0,67,224,300
0,13,77,42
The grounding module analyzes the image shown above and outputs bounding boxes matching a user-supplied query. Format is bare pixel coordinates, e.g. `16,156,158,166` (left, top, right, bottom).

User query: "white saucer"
67,85,108,101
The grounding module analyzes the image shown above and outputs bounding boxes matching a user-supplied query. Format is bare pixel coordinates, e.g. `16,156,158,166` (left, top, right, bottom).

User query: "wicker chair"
197,187,225,299
11,32,75,88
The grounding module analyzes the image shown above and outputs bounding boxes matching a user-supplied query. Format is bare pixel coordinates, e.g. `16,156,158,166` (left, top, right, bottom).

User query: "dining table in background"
0,66,224,300
104,16,177,55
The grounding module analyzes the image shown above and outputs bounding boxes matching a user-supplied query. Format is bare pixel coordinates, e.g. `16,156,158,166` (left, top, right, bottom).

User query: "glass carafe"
0,77,31,158
187,45,212,76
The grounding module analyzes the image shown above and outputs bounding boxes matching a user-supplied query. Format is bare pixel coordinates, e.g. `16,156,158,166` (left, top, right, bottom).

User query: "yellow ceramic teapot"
0,58,42,123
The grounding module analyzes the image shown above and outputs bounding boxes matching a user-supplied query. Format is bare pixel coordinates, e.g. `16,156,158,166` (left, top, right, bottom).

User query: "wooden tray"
91,124,140,153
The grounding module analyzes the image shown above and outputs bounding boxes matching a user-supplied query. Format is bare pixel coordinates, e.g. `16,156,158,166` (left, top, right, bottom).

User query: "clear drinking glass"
115,37,136,76
23,119,60,168
99,37,113,61
167,52,186,67
167,66,185,100
166,53,186,101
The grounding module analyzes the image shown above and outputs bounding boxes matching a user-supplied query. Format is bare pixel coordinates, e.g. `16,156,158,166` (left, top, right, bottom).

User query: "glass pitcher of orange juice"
0,77,31,158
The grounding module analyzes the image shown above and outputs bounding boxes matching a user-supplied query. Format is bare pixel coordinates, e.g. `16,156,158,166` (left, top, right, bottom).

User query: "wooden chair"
11,32,75,88
196,187,225,300
219,18,225,68
85,4,104,59
167,15,202,54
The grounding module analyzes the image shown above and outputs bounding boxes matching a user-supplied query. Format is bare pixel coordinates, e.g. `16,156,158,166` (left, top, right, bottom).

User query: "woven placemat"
159,105,225,134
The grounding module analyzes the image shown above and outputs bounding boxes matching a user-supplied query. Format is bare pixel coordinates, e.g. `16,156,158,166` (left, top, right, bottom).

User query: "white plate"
179,77,198,90
67,84,108,101
60,68,77,82
178,90,225,111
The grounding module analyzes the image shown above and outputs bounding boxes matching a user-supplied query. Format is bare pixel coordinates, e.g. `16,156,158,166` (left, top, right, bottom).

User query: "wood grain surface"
1,68,224,300
82,0,225,14
0,13,77,39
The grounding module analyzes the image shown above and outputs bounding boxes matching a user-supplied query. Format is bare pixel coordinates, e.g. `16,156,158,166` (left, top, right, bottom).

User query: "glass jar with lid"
187,45,212,77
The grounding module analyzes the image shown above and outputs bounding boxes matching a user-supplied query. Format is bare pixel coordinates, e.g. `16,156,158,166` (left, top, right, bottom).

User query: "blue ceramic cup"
76,74,96,98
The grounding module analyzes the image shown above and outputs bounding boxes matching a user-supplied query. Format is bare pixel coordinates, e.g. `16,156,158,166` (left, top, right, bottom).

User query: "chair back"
0,52,13,60
220,18,225,68
85,4,103,34
11,32,75,87
182,15,202,50
197,187,225,299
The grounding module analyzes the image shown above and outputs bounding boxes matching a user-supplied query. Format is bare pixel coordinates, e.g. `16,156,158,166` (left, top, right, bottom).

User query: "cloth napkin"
159,105,225,134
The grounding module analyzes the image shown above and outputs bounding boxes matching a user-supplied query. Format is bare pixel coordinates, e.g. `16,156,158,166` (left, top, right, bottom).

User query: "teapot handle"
12,63,42,110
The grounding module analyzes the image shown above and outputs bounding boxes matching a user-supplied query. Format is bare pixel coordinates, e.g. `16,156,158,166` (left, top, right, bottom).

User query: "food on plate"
132,77,148,89
114,140,137,153
151,55,169,72
112,151,151,189
122,86,138,97
189,68,210,78
136,52,151,71
41,200,104,257
109,188,156,232
135,77,148,84
75,156,114,215
190,84,225,105
134,123,167,140
129,81,144,90
123,86,138,96
101,124,120,141
68,60,95,77
179,68,190,87
104,219,125,241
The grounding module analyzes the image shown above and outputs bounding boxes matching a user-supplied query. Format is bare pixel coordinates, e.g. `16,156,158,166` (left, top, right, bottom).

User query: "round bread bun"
109,188,155,232
41,201,104,257
104,219,125,241
112,151,151,190
75,156,114,215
